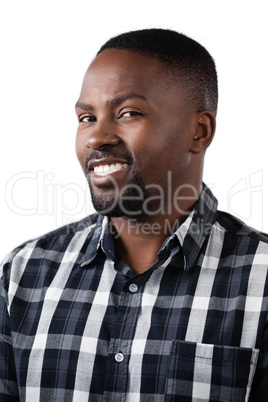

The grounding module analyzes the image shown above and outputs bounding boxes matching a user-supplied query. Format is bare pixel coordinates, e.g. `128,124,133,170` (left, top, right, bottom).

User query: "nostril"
85,134,120,150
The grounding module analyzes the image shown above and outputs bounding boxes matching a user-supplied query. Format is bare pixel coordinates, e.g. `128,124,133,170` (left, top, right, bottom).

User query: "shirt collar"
81,183,218,270
81,214,106,266
175,183,218,270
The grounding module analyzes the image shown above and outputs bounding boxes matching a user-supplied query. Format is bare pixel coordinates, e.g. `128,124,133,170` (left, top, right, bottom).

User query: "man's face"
75,49,199,218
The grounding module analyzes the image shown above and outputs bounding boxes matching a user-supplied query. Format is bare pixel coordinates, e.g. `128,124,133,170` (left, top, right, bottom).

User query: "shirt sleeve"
0,272,20,401
249,315,268,401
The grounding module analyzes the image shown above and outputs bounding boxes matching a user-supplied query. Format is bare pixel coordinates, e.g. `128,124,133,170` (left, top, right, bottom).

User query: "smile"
93,163,129,176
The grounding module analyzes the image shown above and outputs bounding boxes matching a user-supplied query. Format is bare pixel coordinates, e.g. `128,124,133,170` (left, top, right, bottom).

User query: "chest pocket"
165,340,259,401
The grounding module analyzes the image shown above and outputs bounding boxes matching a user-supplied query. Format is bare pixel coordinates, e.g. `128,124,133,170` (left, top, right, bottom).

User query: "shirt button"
115,352,124,363
129,283,138,293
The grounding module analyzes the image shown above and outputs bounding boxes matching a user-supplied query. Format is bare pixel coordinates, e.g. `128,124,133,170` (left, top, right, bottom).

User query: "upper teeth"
94,163,128,176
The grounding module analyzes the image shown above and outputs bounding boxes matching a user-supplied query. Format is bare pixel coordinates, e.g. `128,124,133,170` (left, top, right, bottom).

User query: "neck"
110,184,201,273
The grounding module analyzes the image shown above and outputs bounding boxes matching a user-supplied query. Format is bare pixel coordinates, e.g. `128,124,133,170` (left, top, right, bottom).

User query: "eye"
119,110,143,118
78,115,96,123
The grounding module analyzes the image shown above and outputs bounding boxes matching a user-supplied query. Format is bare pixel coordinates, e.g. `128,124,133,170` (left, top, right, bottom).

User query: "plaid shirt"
1,184,268,401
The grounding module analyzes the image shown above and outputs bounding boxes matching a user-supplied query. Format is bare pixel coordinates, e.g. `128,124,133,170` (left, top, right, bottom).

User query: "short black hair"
97,28,218,115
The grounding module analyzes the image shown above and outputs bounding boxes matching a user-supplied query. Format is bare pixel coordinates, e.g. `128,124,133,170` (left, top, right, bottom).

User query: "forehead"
80,49,167,97
89,49,163,77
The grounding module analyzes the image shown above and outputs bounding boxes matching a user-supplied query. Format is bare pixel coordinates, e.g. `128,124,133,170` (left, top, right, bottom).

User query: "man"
0,29,267,401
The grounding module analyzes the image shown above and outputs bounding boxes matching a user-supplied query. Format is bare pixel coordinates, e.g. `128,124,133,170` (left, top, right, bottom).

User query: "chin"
92,196,145,218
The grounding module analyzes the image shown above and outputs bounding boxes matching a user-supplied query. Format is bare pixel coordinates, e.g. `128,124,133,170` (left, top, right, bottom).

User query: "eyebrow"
75,92,147,111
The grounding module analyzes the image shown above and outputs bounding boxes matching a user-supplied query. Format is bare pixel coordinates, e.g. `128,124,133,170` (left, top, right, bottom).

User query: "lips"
87,158,131,186
94,162,129,176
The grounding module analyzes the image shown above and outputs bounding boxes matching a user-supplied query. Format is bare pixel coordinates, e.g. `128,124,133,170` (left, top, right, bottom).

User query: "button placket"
129,283,138,293
114,352,124,363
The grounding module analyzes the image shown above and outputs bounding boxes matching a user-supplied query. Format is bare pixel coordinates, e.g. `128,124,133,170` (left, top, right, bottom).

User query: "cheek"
75,133,85,167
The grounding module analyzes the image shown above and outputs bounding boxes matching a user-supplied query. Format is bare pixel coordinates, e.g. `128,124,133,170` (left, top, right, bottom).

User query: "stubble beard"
88,168,151,218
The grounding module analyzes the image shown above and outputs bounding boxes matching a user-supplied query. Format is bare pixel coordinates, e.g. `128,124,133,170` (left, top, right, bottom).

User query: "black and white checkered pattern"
1,184,268,401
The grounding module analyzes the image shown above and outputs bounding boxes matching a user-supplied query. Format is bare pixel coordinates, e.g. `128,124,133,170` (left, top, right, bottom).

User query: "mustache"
85,150,133,171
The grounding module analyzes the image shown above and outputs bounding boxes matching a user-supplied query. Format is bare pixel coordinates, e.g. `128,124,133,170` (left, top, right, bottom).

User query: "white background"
1,0,267,259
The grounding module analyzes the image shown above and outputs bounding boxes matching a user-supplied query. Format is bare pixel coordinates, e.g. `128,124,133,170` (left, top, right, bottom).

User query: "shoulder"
214,211,268,263
0,213,101,278
216,210,268,243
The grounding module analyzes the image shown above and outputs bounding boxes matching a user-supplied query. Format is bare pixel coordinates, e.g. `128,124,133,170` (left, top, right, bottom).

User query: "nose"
85,119,120,150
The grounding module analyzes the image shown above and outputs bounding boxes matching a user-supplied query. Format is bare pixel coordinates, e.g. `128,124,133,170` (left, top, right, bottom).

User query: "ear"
190,111,216,154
